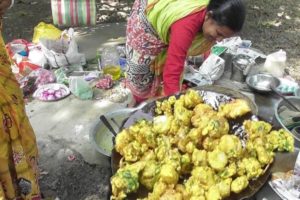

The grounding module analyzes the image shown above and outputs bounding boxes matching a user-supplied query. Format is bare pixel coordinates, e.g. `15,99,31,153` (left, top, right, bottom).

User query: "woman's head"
0,0,12,16
202,0,246,42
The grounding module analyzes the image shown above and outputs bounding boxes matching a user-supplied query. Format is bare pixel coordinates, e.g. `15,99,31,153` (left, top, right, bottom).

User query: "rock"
56,148,74,160
62,190,68,199
117,11,127,18
49,180,58,190
84,195,101,200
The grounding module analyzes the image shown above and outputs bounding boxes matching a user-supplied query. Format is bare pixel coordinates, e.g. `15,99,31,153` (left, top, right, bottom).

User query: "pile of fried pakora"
111,89,294,200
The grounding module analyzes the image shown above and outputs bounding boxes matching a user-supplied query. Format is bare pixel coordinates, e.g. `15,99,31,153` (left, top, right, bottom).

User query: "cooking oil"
103,65,121,80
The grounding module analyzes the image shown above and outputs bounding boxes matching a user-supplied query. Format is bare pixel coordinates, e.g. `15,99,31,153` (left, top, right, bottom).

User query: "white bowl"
33,83,70,102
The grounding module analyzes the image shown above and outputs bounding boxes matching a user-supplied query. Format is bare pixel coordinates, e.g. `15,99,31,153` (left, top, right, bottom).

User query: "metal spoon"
99,101,151,137
100,115,118,137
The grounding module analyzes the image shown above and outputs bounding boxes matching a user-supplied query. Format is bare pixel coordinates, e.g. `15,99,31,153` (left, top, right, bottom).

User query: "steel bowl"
246,73,281,93
274,96,300,144
90,108,136,157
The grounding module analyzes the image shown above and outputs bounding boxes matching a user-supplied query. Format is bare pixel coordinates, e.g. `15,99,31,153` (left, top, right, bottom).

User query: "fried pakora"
192,148,207,166
217,178,232,198
153,115,173,135
174,99,193,126
183,89,203,109
218,162,237,179
267,129,294,152
202,116,229,138
202,137,220,151
218,99,251,119
190,166,216,190
231,176,249,193
155,96,177,116
111,161,146,200
140,160,160,190
159,164,179,184
237,157,263,179
218,135,243,159
191,104,217,128
208,149,228,171
115,129,133,153
244,120,272,140
111,89,295,200
206,185,222,200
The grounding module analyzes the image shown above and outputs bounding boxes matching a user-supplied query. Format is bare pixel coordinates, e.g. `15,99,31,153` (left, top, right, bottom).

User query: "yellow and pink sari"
0,24,41,200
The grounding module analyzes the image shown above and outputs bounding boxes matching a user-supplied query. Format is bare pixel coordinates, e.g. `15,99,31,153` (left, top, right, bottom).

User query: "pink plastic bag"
34,68,56,87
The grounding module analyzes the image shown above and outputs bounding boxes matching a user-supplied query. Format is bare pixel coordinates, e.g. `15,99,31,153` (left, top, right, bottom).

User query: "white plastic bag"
198,54,225,81
216,36,243,53
39,28,86,68
28,46,48,68
264,50,286,77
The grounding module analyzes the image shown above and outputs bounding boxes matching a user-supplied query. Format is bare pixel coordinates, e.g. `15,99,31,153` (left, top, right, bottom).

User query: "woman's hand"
0,0,12,16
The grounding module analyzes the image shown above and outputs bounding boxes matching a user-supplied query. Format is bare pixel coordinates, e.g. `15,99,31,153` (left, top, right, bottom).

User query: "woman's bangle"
9,0,14,9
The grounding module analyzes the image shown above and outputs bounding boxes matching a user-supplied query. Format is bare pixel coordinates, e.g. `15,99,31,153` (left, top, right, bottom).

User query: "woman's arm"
9,0,14,9
163,9,207,96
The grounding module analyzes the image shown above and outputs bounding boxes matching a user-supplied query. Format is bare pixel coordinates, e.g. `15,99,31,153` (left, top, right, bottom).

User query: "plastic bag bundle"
39,28,86,68
55,68,69,85
6,39,41,76
32,22,62,44
198,54,225,81
34,68,56,86
96,75,114,89
69,77,93,100
264,50,287,77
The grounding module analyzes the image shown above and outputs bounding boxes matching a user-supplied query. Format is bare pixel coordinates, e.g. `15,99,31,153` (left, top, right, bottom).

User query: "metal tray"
110,86,272,200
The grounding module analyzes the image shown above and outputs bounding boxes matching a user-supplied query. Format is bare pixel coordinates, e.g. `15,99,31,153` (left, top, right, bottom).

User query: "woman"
0,0,41,199
125,0,246,102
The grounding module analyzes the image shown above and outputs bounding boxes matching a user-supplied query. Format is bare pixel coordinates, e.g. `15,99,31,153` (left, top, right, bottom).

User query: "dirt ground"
37,136,111,200
241,0,300,80
2,0,300,199
3,0,300,77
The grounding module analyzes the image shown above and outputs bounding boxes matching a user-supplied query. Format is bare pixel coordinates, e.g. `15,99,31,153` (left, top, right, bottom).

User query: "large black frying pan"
111,85,272,200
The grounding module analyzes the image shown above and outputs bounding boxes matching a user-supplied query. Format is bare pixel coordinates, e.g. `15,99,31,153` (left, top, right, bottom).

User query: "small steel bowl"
246,73,281,93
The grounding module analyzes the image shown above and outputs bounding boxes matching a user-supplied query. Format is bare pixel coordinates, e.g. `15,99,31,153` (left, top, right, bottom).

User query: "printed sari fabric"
125,0,213,100
0,29,41,200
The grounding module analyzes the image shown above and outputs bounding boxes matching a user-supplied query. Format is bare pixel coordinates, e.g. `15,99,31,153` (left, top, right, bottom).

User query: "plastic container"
100,46,121,80
231,54,254,82
264,50,286,77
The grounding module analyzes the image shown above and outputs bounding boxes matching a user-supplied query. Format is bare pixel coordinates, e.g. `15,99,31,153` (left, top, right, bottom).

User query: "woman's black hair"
207,0,246,32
